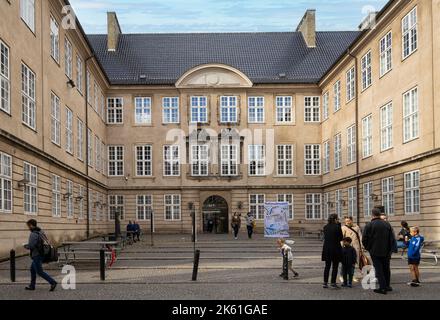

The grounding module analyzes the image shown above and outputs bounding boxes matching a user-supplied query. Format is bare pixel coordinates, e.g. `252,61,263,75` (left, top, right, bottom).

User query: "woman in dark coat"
322,214,343,289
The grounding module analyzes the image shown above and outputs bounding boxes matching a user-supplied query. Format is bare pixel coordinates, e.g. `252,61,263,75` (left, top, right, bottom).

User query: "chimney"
296,9,316,48
107,12,122,52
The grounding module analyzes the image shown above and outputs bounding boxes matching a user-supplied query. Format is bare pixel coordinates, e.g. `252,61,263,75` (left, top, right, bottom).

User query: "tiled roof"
87,31,361,85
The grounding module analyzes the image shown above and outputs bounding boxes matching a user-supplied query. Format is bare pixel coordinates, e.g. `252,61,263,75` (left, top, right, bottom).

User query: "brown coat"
341,224,364,264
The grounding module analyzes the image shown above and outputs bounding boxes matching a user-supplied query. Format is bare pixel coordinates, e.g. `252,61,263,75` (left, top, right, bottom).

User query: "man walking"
24,219,57,291
246,212,256,239
362,208,397,295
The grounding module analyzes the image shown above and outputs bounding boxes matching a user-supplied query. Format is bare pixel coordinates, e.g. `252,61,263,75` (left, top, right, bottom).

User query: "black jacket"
321,223,343,262
342,246,357,266
362,218,398,258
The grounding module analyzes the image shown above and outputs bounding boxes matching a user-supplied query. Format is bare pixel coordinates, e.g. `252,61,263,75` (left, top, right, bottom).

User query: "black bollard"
283,252,289,280
192,250,201,281
100,249,106,281
10,250,16,283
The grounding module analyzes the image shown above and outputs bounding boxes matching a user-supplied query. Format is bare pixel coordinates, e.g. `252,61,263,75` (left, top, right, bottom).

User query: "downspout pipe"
347,49,361,226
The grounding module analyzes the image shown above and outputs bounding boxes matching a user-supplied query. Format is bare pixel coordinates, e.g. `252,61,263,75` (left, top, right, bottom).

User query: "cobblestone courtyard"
1,234,440,300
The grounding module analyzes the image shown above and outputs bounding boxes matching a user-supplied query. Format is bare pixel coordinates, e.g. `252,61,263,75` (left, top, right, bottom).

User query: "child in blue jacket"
407,227,424,287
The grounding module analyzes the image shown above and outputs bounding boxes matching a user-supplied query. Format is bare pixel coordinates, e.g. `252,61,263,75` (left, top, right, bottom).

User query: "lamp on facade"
17,179,29,189
371,194,379,201
75,196,84,202
63,193,73,200
94,201,102,208
327,201,334,208
67,79,76,88
188,202,194,211
237,201,243,210
339,199,346,207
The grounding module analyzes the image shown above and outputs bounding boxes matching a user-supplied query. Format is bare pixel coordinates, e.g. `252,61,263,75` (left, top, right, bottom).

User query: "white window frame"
86,70,91,104
20,0,35,32
66,180,73,218
136,145,153,177
107,97,124,124
76,56,83,93
347,125,356,164
163,145,180,177
335,189,343,218
276,96,292,123
50,92,61,146
87,128,93,167
304,144,321,176
77,119,83,161
135,97,152,125
305,194,322,220
382,177,395,216
162,97,179,124
249,194,265,220
108,146,124,177
78,185,85,219
277,194,294,220
334,133,342,170
0,152,12,213
220,96,238,124
362,115,373,158
323,141,330,174
164,194,181,221
304,96,320,123
50,16,59,63
0,40,10,114
363,182,373,217
380,31,392,77
348,186,357,217
361,51,372,91
191,145,209,177
248,96,265,123
190,96,208,124
221,144,238,176
95,136,101,172
403,87,419,143
64,38,73,79
402,7,418,60
51,175,61,218
23,162,38,215
404,170,420,215
380,102,393,151
65,107,73,154
322,91,329,121
276,145,293,176
334,81,341,112
137,195,153,220
323,193,330,220
248,145,265,176
21,63,36,129
346,67,356,103
108,195,124,221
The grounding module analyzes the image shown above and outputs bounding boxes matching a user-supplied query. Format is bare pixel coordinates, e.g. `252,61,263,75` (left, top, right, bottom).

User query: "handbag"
38,232,59,264
346,226,370,270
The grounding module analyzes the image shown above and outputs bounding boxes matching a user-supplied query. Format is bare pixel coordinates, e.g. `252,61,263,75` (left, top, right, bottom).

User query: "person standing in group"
341,237,357,288
231,213,241,240
246,212,256,239
341,216,364,281
133,221,141,242
24,219,57,292
322,214,343,289
397,221,411,249
277,239,299,279
407,227,424,287
362,208,398,295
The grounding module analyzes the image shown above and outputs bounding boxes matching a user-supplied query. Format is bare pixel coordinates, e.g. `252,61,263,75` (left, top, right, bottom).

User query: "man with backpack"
24,219,57,291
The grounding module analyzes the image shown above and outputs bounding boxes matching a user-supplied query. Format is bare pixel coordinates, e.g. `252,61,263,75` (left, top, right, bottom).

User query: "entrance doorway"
202,196,229,234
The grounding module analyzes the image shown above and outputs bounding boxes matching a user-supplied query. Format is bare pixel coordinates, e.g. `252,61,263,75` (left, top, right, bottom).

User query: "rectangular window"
136,145,152,176
86,70,91,104
334,81,341,112
137,195,152,220
248,145,265,176
87,129,93,167
380,32,392,76
0,152,12,213
361,51,372,90
109,195,124,220
322,92,329,121
65,107,73,154
66,180,73,218
335,190,343,218
77,119,83,161
95,136,101,172
277,194,294,220
404,171,420,214
107,97,123,124
347,125,357,164
323,141,330,174
305,194,321,220
363,182,373,217
50,93,61,145
21,63,36,129
249,194,265,220
50,16,59,63
304,96,320,122
20,0,35,32
382,177,395,216
277,145,293,176
362,115,373,158
0,41,10,114
135,97,152,124
276,96,292,123
76,56,83,93
403,87,419,142
78,185,84,219
348,187,357,217
108,146,124,177
402,7,418,59
334,133,342,170
162,97,179,124
346,67,356,102
191,145,209,176
101,141,106,175
64,38,73,79
323,193,330,220
23,162,37,214
190,96,208,123
304,144,321,175
163,145,180,176
164,194,181,220
221,145,238,176
380,102,393,151
93,82,99,112
52,175,61,217
220,96,238,123
248,96,264,123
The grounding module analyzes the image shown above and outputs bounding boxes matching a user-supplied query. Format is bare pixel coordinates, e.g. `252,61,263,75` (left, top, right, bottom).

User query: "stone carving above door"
175,64,253,88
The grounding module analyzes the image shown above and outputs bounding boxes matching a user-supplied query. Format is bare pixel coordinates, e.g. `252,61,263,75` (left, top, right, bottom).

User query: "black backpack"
37,232,58,263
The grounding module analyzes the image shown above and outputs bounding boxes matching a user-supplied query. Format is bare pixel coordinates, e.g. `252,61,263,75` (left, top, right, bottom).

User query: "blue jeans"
30,256,56,288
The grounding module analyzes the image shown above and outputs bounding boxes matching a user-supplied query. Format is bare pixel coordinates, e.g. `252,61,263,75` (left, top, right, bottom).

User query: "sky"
68,0,390,34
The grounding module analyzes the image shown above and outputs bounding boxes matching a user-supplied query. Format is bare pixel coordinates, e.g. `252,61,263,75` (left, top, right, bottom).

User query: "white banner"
264,202,290,238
